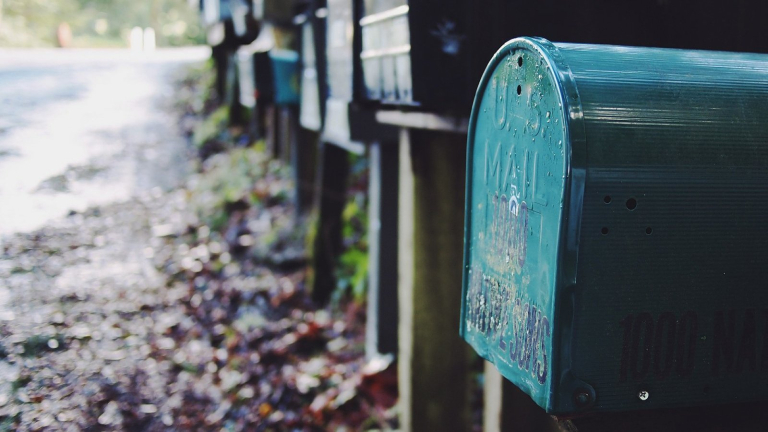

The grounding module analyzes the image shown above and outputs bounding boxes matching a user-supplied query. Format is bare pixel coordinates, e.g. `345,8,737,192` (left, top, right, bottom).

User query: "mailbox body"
461,37,768,414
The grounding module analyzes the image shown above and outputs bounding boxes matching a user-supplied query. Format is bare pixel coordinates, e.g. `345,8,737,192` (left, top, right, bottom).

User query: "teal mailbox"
270,49,300,106
461,37,768,414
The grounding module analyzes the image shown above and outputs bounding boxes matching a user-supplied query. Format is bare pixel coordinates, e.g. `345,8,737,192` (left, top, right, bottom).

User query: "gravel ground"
0,62,396,430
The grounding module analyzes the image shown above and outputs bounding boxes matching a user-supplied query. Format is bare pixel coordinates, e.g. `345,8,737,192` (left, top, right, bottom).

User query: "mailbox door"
359,1,408,103
253,0,295,24
326,0,355,103
360,0,495,110
237,48,257,109
270,49,301,106
300,20,324,131
462,38,578,411
323,0,355,145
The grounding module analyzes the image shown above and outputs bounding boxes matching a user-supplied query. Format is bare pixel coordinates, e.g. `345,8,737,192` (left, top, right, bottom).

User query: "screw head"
638,390,649,401
573,389,592,407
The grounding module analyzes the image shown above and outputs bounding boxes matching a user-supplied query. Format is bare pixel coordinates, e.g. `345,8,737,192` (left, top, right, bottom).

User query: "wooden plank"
311,141,350,304
398,128,474,432
294,126,318,216
278,106,293,164
376,110,469,133
366,141,399,357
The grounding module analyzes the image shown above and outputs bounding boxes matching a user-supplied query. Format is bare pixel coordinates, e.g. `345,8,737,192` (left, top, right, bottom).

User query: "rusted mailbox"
461,37,768,414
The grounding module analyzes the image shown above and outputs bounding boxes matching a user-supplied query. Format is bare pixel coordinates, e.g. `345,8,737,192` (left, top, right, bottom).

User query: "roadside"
0,59,396,431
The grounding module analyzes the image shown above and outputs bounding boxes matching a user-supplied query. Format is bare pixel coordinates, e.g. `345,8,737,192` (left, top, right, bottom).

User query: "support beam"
366,141,399,358
398,128,474,432
278,106,294,165
311,142,350,304
485,362,565,432
265,105,278,159
294,127,319,216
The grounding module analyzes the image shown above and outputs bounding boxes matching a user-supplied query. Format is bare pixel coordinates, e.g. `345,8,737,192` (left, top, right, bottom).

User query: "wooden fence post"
485,363,565,432
294,127,319,216
397,127,475,432
365,141,399,357
311,142,350,304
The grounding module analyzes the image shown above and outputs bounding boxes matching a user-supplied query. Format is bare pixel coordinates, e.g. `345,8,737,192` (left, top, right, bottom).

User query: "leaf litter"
0,64,398,431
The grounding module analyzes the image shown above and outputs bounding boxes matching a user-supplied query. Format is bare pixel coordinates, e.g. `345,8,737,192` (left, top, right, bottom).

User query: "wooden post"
212,44,228,104
265,105,279,159
398,128,474,432
366,141,399,357
278,106,294,165
311,142,350,304
485,363,565,432
294,126,319,216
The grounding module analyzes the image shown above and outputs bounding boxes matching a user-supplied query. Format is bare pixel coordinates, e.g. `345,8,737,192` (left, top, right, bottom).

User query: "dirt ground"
0,57,396,431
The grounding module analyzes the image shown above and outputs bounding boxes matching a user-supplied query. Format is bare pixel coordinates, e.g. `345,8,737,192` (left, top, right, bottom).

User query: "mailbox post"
462,36,768,417
313,0,398,323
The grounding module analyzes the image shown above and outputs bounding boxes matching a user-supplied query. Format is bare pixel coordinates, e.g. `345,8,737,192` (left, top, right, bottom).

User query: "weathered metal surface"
462,36,768,414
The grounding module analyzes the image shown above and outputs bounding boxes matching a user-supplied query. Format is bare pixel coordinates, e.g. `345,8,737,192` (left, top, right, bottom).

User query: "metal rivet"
638,390,649,401
574,389,592,407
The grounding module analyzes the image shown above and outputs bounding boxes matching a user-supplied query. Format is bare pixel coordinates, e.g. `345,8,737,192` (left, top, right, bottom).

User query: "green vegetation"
333,154,369,305
191,143,291,232
0,0,204,47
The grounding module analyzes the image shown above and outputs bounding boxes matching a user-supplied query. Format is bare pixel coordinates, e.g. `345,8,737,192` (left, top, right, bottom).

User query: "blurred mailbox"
323,0,394,149
253,0,295,24
202,0,233,45
359,0,471,110
231,0,259,40
323,0,357,146
203,0,233,25
270,49,301,106
237,48,300,109
462,37,768,414
299,12,326,131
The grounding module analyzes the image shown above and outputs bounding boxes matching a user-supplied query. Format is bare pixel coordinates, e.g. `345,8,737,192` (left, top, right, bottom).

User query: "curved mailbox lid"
460,38,584,411
461,37,586,413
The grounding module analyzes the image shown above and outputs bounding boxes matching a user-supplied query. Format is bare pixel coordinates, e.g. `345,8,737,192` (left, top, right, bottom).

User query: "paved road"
0,47,209,237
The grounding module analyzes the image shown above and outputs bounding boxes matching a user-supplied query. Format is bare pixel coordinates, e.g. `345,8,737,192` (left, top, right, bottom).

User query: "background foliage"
0,0,204,47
